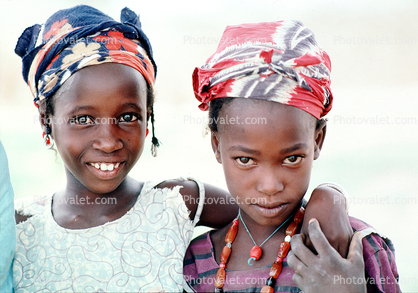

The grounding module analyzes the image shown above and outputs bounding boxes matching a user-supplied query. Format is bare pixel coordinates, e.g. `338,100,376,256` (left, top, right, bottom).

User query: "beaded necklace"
238,209,293,266
214,206,305,293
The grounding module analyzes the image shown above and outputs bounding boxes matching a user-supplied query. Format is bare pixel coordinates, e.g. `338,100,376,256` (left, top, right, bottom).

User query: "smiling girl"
184,21,400,292
13,6,353,292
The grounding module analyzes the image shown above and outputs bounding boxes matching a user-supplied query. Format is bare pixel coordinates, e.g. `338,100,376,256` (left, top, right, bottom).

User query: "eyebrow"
67,105,96,116
228,143,309,156
281,143,309,154
227,145,261,155
67,103,143,116
122,103,143,112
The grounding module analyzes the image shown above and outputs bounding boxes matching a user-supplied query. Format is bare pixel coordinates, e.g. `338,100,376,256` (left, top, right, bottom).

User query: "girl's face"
47,63,148,194
212,98,325,227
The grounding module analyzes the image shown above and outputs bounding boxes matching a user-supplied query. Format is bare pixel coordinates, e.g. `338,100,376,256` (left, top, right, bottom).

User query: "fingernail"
308,218,318,225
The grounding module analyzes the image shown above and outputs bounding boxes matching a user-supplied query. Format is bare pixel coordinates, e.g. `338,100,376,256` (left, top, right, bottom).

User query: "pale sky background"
0,0,417,291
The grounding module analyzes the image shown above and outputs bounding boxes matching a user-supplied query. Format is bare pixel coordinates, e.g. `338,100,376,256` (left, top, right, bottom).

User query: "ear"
38,105,47,130
38,104,53,138
210,131,222,164
313,119,327,160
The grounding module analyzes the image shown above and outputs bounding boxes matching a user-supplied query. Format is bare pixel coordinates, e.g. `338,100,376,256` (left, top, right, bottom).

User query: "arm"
160,180,351,235
302,184,352,257
287,219,366,293
0,141,15,291
157,179,238,228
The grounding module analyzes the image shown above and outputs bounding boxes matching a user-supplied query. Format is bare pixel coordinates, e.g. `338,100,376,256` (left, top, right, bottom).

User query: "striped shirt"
183,217,400,293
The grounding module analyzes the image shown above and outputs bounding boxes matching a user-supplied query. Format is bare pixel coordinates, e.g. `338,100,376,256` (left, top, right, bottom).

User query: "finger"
287,251,308,278
303,233,317,255
290,233,318,267
347,232,364,266
337,235,350,259
307,218,337,257
291,269,304,289
336,219,354,258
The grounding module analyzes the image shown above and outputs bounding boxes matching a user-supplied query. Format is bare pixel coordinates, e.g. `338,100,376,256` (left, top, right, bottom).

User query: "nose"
92,122,123,153
256,167,284,196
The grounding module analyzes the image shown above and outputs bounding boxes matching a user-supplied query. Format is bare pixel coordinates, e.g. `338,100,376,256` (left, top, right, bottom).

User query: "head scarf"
15,5,156,106
193,20,333,119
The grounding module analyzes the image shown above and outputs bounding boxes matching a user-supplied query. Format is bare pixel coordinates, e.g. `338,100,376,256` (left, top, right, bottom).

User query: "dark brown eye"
72,115,94,125
120,113,139,122
283,155,302,165
235,157,255,166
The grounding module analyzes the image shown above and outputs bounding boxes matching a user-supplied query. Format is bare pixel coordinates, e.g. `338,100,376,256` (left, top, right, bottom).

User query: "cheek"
222,161,251,195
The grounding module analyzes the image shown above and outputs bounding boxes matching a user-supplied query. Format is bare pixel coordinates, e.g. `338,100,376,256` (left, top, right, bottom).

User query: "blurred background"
1,0,417,291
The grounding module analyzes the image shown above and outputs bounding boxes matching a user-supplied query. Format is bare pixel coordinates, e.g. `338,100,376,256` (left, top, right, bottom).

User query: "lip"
86,161,126,180
253,202,288,218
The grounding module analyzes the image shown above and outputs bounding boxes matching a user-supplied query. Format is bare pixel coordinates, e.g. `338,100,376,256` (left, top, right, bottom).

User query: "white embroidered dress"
13,181,205,292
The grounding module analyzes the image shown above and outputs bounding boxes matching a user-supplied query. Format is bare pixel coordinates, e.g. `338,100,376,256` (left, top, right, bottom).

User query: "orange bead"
293,206,305,224
286,221,298,236
277,241,291,258
260,285,274,293
225,223,238,243
214,268,226,288
269,261,283,279
220,246,232,263
250,245,262,261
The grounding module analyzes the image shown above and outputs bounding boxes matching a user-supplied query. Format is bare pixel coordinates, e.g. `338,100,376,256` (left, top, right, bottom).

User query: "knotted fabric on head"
193,20,333,119
15,5,156,106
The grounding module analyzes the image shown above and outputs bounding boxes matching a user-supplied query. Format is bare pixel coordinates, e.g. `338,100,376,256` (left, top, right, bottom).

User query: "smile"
89,162,121,171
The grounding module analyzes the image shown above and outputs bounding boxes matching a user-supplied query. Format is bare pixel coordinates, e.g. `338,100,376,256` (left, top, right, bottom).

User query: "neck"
237,209,292,245
52,170,143,229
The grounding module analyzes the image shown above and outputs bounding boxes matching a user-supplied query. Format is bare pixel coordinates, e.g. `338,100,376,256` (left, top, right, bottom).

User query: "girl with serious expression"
210,98,326,270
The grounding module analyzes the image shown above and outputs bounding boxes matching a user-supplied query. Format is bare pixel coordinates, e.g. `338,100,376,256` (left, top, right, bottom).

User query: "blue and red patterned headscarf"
15,5,156,107
193,20,333,119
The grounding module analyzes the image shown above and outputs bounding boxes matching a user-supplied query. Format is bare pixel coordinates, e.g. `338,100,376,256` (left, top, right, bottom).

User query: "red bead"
232,219,239,226
277,241,291,258
219,261,225,269
275,256,283,263
250,245,262,261
214,268,226,288
269,261,282,279
260,285,274,293
34,101,39,108
220,246,231,263
293,207,305,224
286,221,298,236
225,223,238,243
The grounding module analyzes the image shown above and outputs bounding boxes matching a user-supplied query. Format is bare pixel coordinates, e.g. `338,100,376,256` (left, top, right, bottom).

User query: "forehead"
218,98,316,142
54,63,147,109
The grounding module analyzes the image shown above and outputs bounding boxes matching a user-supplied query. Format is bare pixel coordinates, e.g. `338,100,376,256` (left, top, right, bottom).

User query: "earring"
42,125,54,149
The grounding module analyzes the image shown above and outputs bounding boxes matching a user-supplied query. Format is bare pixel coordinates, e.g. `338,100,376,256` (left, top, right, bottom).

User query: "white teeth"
91,162,120,171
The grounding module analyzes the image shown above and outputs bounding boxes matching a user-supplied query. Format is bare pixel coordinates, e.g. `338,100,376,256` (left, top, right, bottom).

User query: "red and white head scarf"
193,20,333,119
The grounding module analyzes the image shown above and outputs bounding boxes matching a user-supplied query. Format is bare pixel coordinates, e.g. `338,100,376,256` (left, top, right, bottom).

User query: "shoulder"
349,217,395,253
184,231,214,269
155,179,205,222
349,217,400,292
156,179,200,197
15,195,50,224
